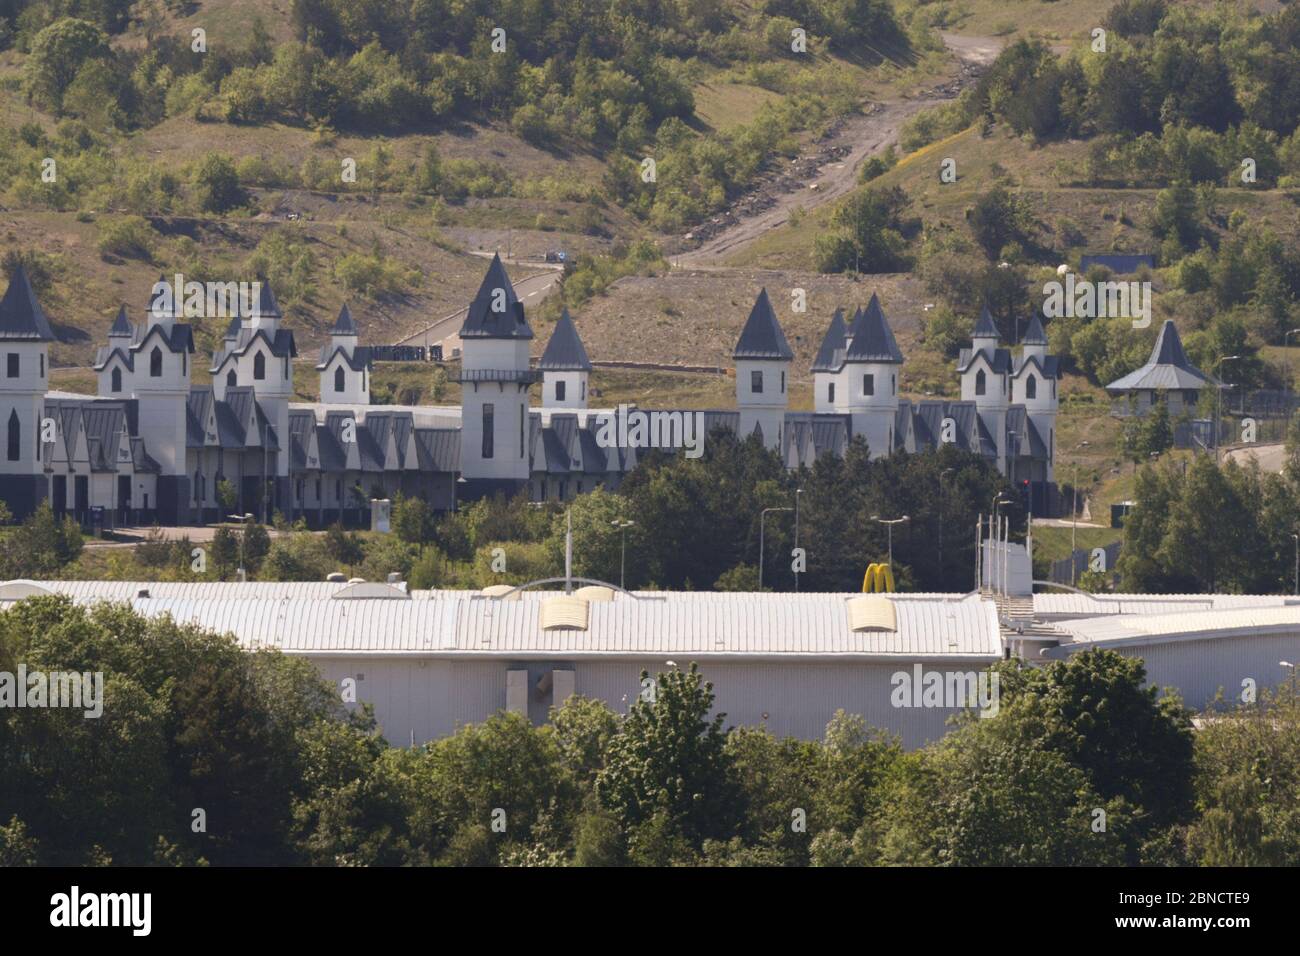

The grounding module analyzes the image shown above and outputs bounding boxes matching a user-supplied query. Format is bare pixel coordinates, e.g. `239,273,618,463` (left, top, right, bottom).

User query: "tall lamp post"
1213,354,1240,462
988,494,1012,594
227,512,254,581
610,519,635,590
1070,440,1089,585
794,488,803,593
870,515,910,571
759,507,793,591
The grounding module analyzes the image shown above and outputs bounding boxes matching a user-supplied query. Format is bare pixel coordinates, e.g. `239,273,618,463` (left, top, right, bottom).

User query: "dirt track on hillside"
673,34,1003,267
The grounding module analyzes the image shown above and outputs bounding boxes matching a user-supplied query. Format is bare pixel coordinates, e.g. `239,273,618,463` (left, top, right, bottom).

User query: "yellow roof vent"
847,595,897,633
574,585,614,603
541,595,590,631
482,584,521,601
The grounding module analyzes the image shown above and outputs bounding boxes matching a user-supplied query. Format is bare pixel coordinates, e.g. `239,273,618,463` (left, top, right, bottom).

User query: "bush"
96,215,156,261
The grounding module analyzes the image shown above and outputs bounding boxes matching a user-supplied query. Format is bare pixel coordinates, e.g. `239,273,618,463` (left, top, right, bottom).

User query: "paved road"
1224,442,1287,473
392,254,564,350
674,33,1004,267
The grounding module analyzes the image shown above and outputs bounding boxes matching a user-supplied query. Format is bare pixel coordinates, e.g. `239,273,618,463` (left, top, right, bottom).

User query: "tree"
968,186,1030,260
596,663,740,852
23,18,111,113
0,503,83,578
391,493,434,549
194,154,246,214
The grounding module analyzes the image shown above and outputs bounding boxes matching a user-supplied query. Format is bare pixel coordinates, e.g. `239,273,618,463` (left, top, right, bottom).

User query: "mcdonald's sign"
861,563,895,593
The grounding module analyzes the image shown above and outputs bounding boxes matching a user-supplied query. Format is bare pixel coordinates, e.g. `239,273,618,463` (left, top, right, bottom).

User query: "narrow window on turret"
520,404,525,458
227,370,237,388
482,403,495,459
254,352,266,380
556,380,566,402
892,374,896,395
7,409,19,462
781,371,786,394
284,356,289,379
150,347,162,377
1026,375,1036,399
335,366,345,393
975,370,986,396
863,374,874,396
828,382,835,403
182,352,187,376
751,370,763,394
6,354,17,378
111,367,122,392
581,379,586,400
39,354,44,377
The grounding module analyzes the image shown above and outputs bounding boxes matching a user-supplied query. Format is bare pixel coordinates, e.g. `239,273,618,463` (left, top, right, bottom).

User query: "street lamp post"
759,507,793,591
610,519,635,590
1071,441,1089,585
988,495,1011,595
870,515,910,571
227,512,254,581
1213,355,1240,462
794,488,803,593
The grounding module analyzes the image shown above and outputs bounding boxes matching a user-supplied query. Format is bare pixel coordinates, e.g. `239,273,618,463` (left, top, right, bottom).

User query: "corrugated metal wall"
309,656,985,749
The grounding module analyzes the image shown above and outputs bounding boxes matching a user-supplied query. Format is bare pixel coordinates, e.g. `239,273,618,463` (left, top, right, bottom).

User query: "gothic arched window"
975,369,986,396
335,366,345,393
1026,375,1037,399
150,346,163,377
7,409,19,462
111,367,122,392
227,369,237,388
254,352,266,380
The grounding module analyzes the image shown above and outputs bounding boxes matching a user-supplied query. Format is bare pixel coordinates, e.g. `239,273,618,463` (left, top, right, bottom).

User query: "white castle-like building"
0,256,1058,525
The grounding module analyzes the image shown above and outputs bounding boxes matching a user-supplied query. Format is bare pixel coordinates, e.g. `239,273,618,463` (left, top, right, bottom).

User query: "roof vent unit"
347,577,366,584
326,572,347,583
386,572,402,584
847,595,897,633
482,584,521,601
541,596,589,631
574,585,614,603
136,587,151,600
331,582,411,601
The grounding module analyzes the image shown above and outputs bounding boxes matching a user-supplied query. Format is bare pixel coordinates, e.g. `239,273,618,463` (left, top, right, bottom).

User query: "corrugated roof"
1056,604,1300,650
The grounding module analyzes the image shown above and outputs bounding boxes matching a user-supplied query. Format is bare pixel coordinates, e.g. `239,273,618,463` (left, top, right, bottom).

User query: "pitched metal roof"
538,309,592,371
0,266,56,341
844,294,902,363
733,288,793,361
1022,313,1048,346
1105,320,1210,392
315,344,372,372
414,427,460,472
109,306,133,337
331,303,358,336
810,308,848,373
972,304,999,340
459,254,533,340
957,345,1012,374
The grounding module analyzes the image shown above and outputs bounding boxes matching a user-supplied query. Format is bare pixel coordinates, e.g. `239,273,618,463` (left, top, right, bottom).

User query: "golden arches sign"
861,563,895,593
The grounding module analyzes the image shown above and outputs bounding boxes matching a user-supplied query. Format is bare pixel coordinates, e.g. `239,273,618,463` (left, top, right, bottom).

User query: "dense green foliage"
4,597,1290,867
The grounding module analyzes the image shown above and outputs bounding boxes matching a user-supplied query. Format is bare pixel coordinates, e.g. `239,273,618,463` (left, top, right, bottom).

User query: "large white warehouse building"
1,580,1296,748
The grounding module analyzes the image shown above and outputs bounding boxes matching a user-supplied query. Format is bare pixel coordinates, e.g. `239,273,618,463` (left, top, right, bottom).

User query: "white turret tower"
811,308,848,414
317,304,370,405
960,305,1010,471
457,254,535,492
539,309,591,410
842,293,902,459
1012,313,1058,481
0,265,55,518
733,288,793,451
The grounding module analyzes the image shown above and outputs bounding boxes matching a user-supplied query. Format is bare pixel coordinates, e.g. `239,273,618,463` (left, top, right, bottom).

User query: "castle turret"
811,308,847,415
457,254,535,491
1012,312,1058,481
317,304,370,405
0,265,56,517
959,305,1011,471
539,309,591,410
733,288,793,450
843,293,902,458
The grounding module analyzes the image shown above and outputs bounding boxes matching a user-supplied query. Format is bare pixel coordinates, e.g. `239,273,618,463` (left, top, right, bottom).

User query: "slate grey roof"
413,428,460,472
957,345,1012,374
224,315,241,340
0,266,56,341
972,305,1000,340
210,327,297,372
315,344,372,372
247,281,282,319
1013,353,1060,380
844,294,903,363
1080,254,1155,275
1105,320,1210,392
287,410,316,470
460,254,532,340
43,398,159,473
733,288,793,361
331,304,358,336
109,306,133,337
538,309,592,371
810,308,848,373
1022,313,1048,346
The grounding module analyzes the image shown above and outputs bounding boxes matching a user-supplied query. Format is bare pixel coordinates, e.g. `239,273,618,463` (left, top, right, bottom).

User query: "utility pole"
794,488,803,592
759,507,793,591
611,518,635,590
